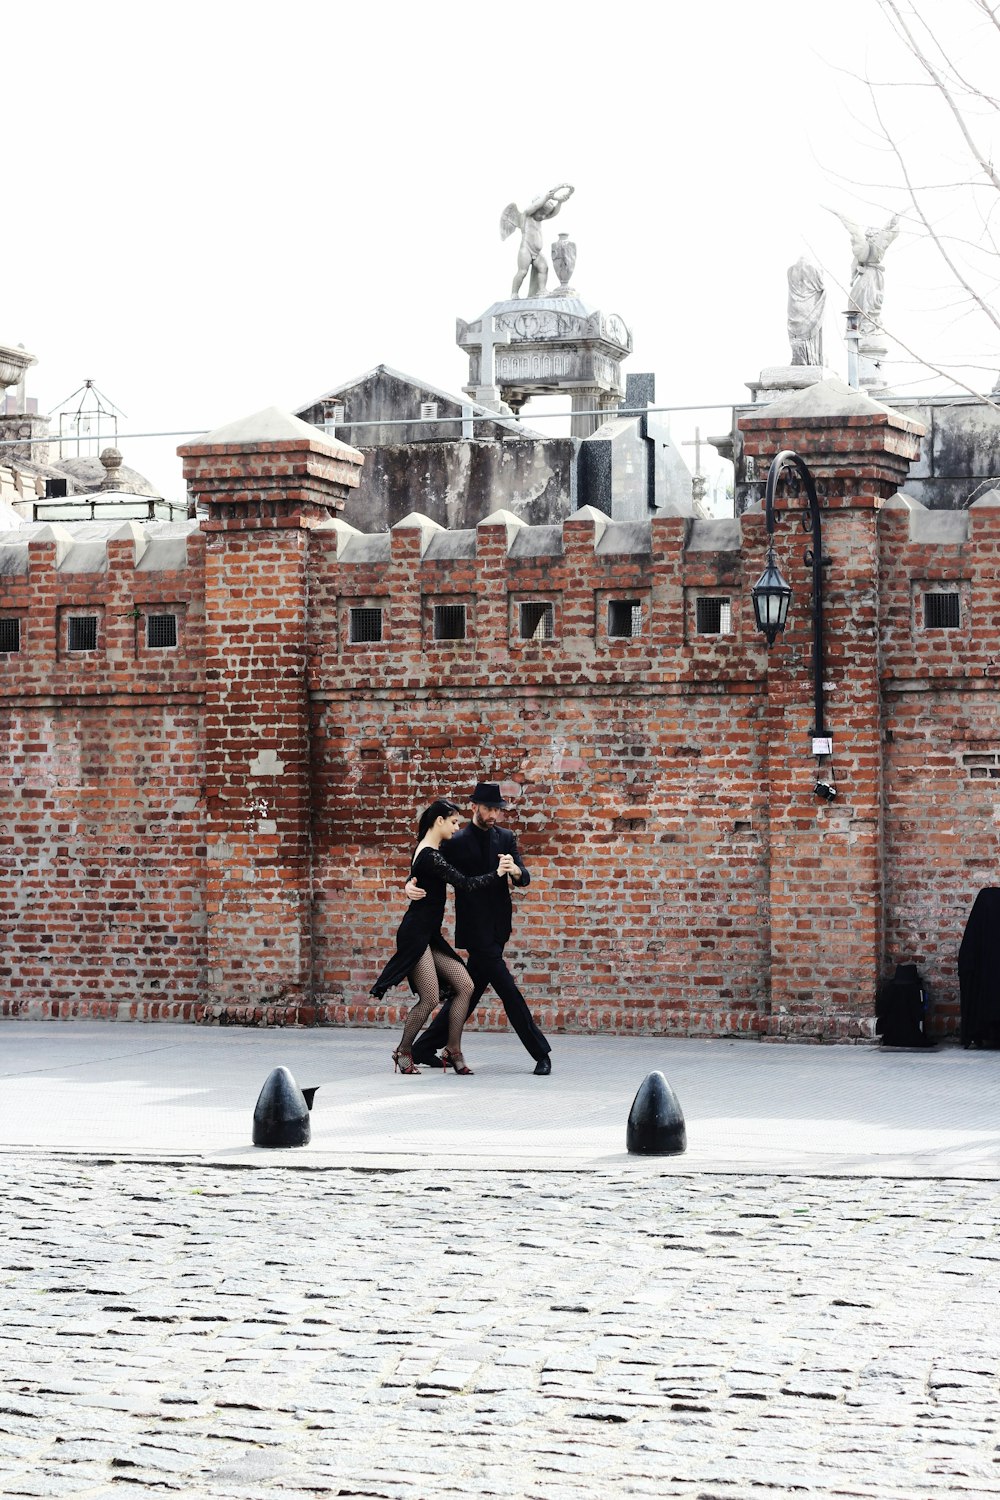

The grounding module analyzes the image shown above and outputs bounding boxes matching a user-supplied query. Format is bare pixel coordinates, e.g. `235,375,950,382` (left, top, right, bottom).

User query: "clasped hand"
405,852,516,902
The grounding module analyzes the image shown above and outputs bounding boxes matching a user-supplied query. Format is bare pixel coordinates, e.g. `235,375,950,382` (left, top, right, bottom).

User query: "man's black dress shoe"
533,1057,552,1075
413,1054,445,1069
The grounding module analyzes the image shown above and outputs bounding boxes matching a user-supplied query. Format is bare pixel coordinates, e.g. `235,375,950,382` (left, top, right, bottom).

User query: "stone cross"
682,427,707,474
682,427,709,511
469,315,512,393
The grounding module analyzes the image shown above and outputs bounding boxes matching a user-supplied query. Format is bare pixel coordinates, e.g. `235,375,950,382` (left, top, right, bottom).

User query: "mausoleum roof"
294,364,544,440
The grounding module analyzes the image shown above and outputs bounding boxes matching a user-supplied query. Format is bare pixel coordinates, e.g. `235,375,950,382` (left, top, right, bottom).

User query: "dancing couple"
370,783,552,1077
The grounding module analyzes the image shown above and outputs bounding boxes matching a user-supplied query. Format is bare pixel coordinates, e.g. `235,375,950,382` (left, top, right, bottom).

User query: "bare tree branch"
877,0,1000,192
866,81,1000,337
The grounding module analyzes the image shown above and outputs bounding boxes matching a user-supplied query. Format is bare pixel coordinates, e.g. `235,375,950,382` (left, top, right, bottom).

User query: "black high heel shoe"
441,1048,474,1075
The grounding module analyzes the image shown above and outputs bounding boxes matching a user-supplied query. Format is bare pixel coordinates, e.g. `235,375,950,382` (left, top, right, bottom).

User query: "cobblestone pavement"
3,1158,1000,1499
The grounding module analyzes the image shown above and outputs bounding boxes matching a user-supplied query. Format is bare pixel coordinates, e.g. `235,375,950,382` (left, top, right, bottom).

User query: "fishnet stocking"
398,946,474,1056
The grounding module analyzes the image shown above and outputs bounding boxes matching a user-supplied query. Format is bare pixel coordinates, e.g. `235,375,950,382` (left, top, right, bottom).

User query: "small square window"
923,592,960,629
0,618,21,652
608,599,643,638
68,615,97,652
433,604,467,640
696,597,732,635
419,402,439,421
146,613,178,649
519,601,554,641
349,606,383,644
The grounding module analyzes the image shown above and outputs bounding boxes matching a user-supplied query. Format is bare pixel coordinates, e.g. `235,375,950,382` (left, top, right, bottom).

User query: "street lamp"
751,449,828,740
751,544,792,646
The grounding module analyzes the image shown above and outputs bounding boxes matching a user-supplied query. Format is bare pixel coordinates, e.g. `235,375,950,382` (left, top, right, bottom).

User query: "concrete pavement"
1,1020,999,1175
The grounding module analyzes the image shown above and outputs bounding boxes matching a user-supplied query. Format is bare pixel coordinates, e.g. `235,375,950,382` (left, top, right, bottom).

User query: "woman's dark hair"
417,799,461,839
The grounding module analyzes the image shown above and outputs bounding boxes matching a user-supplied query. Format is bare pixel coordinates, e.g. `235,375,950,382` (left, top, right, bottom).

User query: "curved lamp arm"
762,450,827,739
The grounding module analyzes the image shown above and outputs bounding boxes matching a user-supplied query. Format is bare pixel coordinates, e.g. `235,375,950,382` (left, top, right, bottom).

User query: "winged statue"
501,184,574,298
829,208,901,336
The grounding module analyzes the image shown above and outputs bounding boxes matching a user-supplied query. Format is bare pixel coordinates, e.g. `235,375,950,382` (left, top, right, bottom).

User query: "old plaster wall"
345,439,574,532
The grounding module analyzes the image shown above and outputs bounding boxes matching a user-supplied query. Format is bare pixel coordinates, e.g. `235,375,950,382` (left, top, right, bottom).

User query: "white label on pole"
812,736,833,757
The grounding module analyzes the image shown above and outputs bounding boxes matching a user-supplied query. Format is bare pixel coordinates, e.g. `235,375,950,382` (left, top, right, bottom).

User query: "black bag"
876,963,933,1048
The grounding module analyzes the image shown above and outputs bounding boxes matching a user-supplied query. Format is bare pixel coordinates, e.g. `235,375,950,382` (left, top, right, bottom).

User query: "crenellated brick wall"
0,520,208,1017
2,384,997,1038
306,505,771,1037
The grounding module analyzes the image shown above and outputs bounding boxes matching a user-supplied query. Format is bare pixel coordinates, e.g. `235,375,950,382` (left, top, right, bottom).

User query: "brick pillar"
739,381,923,1040
179,408,362,1022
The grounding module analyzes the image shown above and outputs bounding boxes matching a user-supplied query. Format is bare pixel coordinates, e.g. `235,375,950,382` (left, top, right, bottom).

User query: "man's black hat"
471,782,507,807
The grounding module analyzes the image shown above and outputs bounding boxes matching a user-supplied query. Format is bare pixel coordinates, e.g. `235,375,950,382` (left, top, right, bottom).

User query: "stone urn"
551,233,577,290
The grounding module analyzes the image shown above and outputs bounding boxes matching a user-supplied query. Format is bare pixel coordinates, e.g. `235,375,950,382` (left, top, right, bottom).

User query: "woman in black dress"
371,799,514,1075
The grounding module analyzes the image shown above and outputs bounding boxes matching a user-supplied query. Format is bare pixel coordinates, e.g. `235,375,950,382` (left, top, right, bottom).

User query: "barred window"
0,618,20,653
696,597,732,635
146,613,178,649
608,599,643,638
433,604,467,641
923,592,960,629
349,606,384,644
68,616,98,652
519,601,554,640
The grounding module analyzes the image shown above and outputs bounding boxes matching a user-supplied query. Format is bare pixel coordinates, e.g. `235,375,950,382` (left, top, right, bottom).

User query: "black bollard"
252,1066,311,1148
626,1070,686,1156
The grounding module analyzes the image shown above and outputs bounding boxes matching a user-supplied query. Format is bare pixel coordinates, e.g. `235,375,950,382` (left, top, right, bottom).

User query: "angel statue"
501,184,574,298
830,209,901,338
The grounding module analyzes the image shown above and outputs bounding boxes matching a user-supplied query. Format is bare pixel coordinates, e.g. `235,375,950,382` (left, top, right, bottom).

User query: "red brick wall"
879,493,1000,1035
180,421,362,1024
1,526,208,1017
9,395,993,1041
304,509,774,1034
739,405,924,1039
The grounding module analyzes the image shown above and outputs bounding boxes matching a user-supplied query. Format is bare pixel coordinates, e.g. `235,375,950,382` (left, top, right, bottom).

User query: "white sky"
5,0,998,510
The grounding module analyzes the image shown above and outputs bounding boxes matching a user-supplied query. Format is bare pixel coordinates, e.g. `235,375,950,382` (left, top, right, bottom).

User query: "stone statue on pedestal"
500,184,574,298
831,209,901,338
787,258,826,366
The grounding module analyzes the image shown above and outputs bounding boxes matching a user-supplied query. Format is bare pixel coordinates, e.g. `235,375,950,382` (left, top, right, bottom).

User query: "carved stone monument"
0,342,45,464
457,298,632,437
459,189,632,437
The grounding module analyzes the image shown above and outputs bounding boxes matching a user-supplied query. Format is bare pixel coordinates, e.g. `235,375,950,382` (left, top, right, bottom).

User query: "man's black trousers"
411,943,550,1063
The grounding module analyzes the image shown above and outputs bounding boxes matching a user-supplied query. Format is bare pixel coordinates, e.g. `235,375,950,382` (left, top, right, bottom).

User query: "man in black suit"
409,783,552,1074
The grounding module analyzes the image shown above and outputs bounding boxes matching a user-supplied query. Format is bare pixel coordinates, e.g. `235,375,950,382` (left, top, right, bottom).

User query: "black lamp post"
751,449,828,739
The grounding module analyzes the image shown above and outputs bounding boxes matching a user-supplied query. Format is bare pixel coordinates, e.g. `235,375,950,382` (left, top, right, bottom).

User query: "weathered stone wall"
296,366,575,532
340,439,575,532
731,393,1000,514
